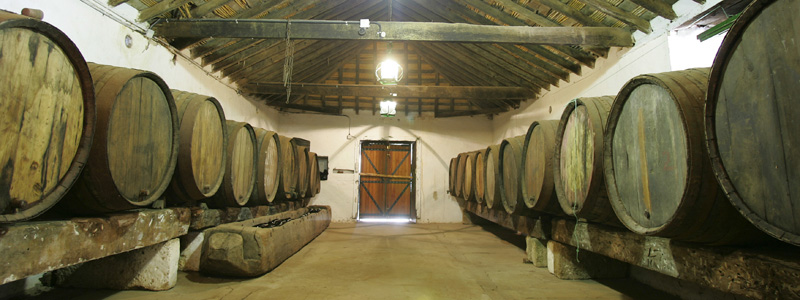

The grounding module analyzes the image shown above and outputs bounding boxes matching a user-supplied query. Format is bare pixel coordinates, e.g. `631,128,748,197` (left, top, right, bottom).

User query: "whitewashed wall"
279,112,493,223
1,0,280,130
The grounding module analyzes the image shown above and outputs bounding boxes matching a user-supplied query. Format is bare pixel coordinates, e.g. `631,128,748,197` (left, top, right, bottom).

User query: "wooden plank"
360,173,413,180
268,102,341,114
626,0,678,20
579,0,653,33
0,208,189,284
435,108,508,117
245,83,533,99
137,0,193,22
108,0,131,6
154,19,634,47
535,0,608,27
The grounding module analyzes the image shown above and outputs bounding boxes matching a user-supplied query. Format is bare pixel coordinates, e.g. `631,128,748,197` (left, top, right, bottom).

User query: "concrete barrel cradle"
167,90,226,205
249,128,280,206
606,68,767,245
553,96,619,225
208,121,256,208
293,142,309,200
0,12,96,222
474,149,488,204
705,0,800,246
484,145,502,210
276,135,297,201
522,120,563,216
499,135,527,215
62,63,179,214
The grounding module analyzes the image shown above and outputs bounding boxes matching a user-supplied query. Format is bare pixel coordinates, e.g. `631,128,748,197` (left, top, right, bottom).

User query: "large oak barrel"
308,152,319,197
522,120,562,215
249,128,280,205
484,145,502,209
554,96,619,225
461,151,478,201
499,135,527,215
167,90,226,204
454,152,467,198
276,135,297,200
63,63,179,214
705,0,800,246
209,121,256,208
294,142,309,199
448,157,457,195
474,149,488,204
0,12,95,222
606,68,765,245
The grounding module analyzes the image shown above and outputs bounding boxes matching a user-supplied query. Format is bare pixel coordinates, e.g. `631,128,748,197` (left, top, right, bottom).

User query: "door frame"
356,139,417,220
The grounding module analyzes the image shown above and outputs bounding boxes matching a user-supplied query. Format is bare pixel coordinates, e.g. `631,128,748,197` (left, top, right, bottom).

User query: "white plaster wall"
492,0,724,142
279,111,493,223
1,0,280,130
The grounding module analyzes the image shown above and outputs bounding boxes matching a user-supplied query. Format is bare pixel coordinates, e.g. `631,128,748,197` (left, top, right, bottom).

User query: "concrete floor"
39,223,676,300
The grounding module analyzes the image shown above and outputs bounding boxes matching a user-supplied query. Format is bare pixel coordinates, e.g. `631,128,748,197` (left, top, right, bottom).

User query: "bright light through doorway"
358,218,414,223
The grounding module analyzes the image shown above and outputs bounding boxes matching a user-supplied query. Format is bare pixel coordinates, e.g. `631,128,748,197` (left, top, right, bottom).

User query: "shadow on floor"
474,221,527,250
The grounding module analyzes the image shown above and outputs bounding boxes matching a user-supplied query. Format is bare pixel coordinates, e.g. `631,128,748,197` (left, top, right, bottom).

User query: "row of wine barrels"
276,135,297,200
522,120,562,216
499,135,527,215
168,90,226,205
605,68,765,245
250,128,280,206
554,96,619,225
474,149,488,204
484,144,502,210
0,11,96,222
705,0,800,246
62,63,180,214
208,121,257,208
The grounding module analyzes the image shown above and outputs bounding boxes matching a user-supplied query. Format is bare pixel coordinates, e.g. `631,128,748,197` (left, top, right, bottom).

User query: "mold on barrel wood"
606,68,766,245
168,90,226,204
522,120,562,216
554,96,619,225
499,135,527,215
209,121,256,208
63,63,178,214
0,12,95,222
249,128,280,205
705,0,800,246
484,145,502,209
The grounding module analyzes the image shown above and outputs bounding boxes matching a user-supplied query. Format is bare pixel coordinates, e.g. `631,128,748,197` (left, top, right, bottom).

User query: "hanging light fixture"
380,99,397,117
376,42,403,85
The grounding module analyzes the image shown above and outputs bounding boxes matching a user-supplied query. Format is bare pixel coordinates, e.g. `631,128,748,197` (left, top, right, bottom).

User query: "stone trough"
200,205,331,277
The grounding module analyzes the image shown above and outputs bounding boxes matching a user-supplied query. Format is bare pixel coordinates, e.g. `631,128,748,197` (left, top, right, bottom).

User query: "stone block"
179,231,205,271
547,240,628,280
55,239,179,291
526,236,548,268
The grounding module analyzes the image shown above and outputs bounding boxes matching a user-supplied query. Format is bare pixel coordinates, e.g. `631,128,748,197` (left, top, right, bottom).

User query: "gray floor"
40,223,675,299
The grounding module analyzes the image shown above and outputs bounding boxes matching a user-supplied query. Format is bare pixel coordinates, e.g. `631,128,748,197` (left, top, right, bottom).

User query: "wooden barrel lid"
250,128,280,205
474,149,487,204
0,12,95,222
295,143,309,199
276,135,297,200
210,121,256,207
455,152,467,198
522,120,562,215
500,135,527,215
448,157,456,195
554,96,618,225
484,145,501,209
705,0,800,246
169,90,226,202
462,152,476,201
308,152,319,197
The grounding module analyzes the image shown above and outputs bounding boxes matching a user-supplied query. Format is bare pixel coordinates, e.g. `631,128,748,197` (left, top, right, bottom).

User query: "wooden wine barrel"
209,121,256,208
454,152,467,198
314,153,321,195
276,135,297,200
294,142,309,199
474,149,488,204
705,0,800,246
249,128,280,205
484,145,502,210
522,120,562,215
554,96,619,225
606,68,765,245
62,63,178,214
448,157,457,195
167,90,226,204
0,12,96,222
308,152,319,197
461,151,478,201
499,135,527,215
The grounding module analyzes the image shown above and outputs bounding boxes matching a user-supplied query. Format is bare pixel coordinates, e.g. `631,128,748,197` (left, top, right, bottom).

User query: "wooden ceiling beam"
530,0,607,27
154,20,634,47
269,102,342,115
579,0,653,33
244,83,534,99
235,40,364,83
138,0,193,22
436,108,508,118
624,0,677,20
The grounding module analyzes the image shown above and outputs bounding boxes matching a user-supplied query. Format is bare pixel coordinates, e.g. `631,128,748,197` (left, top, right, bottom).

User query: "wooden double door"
358,141,415,219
